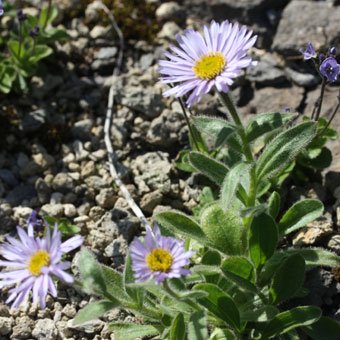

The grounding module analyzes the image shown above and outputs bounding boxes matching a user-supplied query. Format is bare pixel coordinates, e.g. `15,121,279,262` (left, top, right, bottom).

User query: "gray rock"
32,319,58,340
121,86,164,118
71,119,93,141
327,235,340,253
94,47,117,60
247,55,287,85
73,140,89,161
104,236,128,264
273,1,340,55
85,176,107,191
81,160,96,178
209,0,289,20
157,21,181,40
95,188,118,209
140,190,163,213
90,25,111,39
146,109,185,147
52,173,74,193
156,1,184,21
41,203,64,217
35,178,51,204
246,85,304,114
50,192,64,204
32,152,55,170
285,68,319,87
0,316,13,335
5,184,36,206
31,74,63,100
0,169,18,187
12,316,34,339
21,109,47,133
132,152,172,194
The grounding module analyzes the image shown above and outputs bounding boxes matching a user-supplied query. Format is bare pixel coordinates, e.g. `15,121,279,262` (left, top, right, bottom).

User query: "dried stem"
99,1,150,228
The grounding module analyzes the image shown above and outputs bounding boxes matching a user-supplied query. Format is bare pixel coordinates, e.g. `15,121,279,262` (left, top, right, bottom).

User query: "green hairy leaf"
268,191,281,219
302,316,340,340
193,283,240,330
278,199,324,235
188,310,208,340
73,300,118,325
192,115,236,147
200,204,246,255
221,256,255,282
261,306,321,338
260,248,340,284
109,323,159,340
246,111,295,142
241,305,279,322
78,248,106,295
189,151,229,185
270,254,305,304
209,328,236,340
220,162,249,210
190,124,209,153
256,122,316,180
170,313,186,340
155,210,206,241
249,213,278,269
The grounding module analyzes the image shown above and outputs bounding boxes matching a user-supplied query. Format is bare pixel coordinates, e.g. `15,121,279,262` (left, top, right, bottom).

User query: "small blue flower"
301,42,316,60
319,57,340,82
0,0,4,16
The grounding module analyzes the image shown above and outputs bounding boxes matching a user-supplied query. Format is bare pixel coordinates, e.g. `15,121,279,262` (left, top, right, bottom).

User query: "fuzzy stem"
163,280,201,312
171,87,200,151
318,93,340,137
217,91,257,208
314,78,327,121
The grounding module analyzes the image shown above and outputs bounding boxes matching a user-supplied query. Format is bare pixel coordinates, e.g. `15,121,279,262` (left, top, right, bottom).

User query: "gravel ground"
0,0,340,339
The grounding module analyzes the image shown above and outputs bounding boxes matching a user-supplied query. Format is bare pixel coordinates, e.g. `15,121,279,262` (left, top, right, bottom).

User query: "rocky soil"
0,0,340,339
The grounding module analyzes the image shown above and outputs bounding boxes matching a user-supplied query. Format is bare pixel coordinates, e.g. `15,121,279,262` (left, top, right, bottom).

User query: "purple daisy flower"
130,225,193,284
0,224,83,308
301,42,316,60
159,20,257,107
319,57,340,82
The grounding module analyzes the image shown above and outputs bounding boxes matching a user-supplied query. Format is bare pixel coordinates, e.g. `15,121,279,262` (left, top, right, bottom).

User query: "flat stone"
273,0,340,55
246,85,304,114
247,54,287,85
209,0,289,20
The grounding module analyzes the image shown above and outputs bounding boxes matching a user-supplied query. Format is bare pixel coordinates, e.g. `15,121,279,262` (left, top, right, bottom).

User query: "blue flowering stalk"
130,225,193,284
0,0,3,16
159,20,257,107
0,216,83,308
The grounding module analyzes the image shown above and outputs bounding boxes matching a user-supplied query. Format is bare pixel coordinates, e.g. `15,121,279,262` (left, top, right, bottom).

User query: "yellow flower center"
193,52,226,80
146,248,173,272
28,250,50,276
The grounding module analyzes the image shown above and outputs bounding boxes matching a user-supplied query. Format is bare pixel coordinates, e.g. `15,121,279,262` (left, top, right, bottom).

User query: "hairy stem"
217,91,257,208
314,78,327,121
163,280,201,311
170,85,200,151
